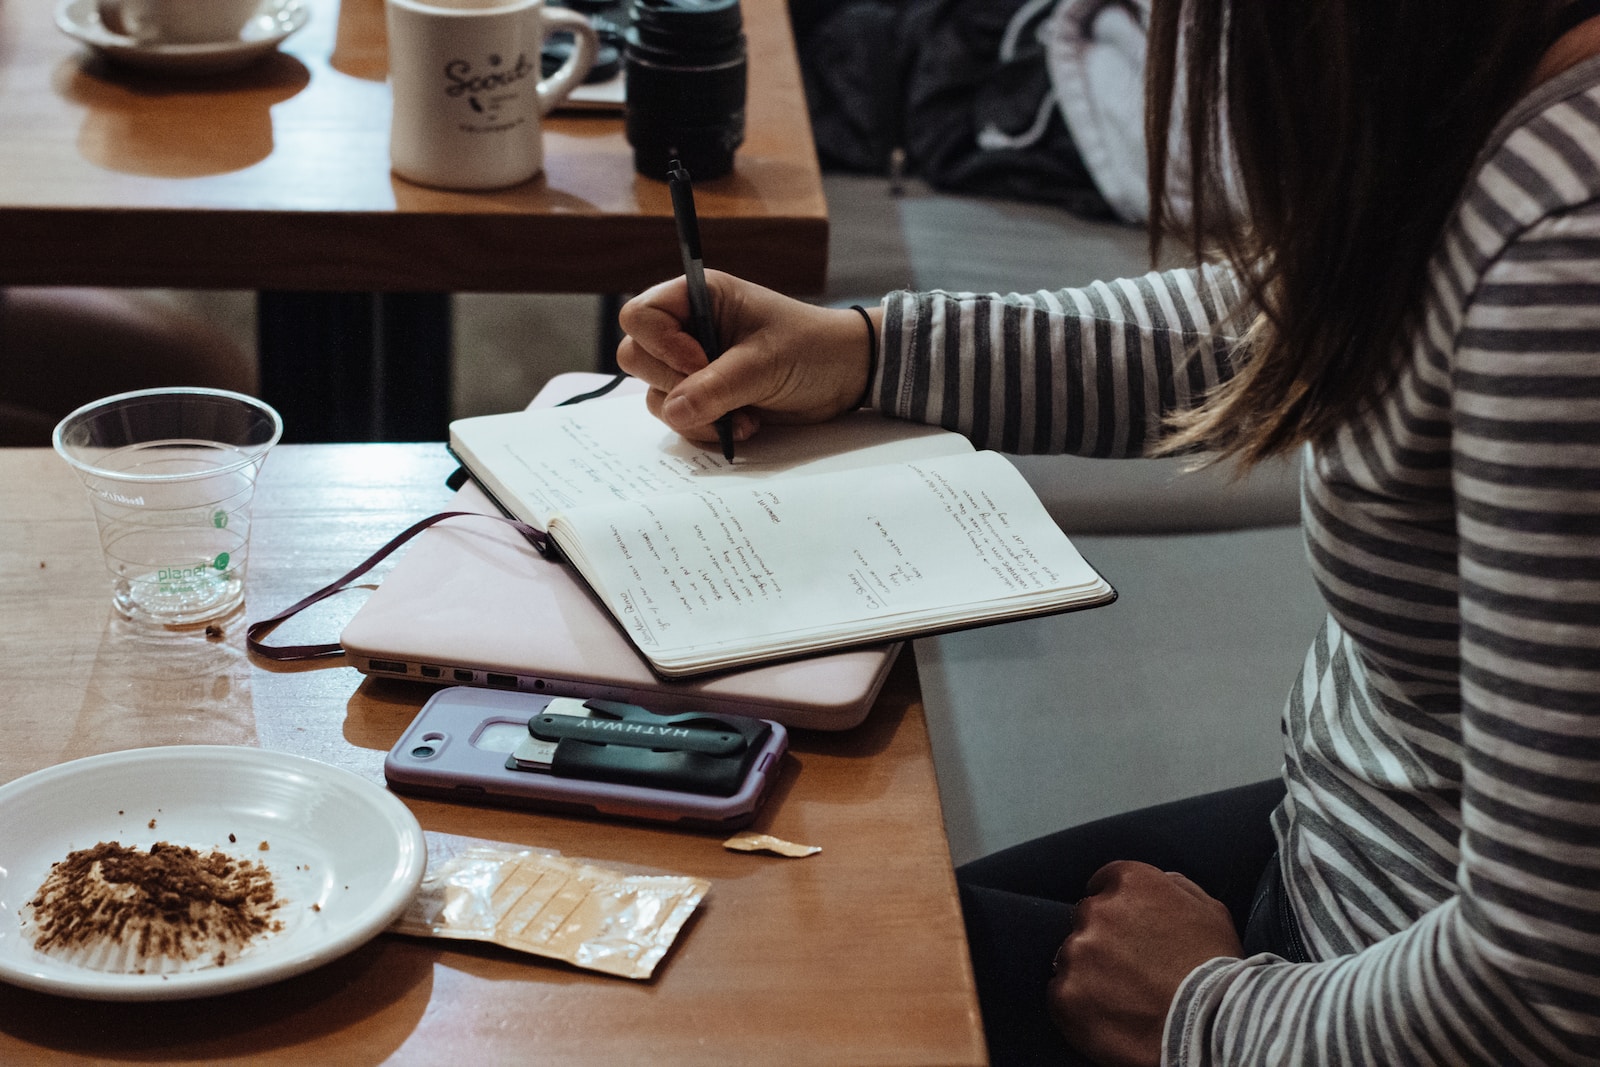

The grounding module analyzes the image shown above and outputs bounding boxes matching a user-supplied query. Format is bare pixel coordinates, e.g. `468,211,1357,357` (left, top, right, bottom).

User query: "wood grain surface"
0,444,984,1066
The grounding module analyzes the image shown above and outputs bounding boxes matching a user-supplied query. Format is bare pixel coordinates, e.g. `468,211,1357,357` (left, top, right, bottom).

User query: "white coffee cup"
386,0,598,191
97,0,265,43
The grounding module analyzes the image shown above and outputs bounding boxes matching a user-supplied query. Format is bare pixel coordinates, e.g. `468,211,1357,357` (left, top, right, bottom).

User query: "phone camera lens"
411,745,436,758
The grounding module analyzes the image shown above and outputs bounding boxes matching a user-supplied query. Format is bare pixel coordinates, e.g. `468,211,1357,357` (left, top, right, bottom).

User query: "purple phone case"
383,687,788,830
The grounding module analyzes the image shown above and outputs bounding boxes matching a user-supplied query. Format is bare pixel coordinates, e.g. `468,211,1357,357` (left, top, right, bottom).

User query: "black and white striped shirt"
872,58,1600,1066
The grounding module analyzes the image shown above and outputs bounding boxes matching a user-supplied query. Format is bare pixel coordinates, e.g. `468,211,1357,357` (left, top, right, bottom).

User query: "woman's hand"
1048,861,1243,1067
616,271,876,445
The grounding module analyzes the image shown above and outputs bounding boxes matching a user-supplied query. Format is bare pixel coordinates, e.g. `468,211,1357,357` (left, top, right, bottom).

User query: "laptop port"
420,665,443,679
369,659,407,675
487,673,517,689
453,669,475,682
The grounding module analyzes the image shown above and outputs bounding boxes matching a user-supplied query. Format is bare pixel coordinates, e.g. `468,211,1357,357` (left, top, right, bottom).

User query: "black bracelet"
849,304,877,409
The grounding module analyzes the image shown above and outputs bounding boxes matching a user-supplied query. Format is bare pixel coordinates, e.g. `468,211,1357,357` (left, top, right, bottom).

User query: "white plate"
0,746,425,1001
55,0,310,76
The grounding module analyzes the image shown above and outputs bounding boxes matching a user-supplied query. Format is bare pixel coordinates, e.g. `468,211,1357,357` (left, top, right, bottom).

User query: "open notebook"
339,376,903,731
448,380,1114,678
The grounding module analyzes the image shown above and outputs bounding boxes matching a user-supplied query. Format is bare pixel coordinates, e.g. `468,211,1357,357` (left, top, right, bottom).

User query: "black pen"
667,159,736,462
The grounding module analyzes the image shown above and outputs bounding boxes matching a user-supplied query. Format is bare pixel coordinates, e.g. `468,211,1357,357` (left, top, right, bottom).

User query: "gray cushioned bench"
819,172,1325,863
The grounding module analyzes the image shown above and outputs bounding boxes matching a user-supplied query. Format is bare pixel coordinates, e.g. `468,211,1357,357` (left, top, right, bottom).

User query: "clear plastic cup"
53,388,283,628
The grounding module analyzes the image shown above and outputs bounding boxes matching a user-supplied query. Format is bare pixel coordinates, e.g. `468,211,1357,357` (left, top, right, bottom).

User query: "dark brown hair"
1146,1,1566,466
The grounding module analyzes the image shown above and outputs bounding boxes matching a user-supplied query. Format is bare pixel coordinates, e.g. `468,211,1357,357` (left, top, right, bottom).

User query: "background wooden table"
0,0,829,439
0,0,826,291
0,445,986,1066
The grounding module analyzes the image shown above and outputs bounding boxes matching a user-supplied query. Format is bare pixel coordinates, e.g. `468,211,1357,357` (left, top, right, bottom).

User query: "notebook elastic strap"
245,511,549,661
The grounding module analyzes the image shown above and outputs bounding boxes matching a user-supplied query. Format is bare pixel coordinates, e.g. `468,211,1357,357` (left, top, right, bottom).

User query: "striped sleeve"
871,264,1247,457
1165,203,1600,1065
868,68,1600,1064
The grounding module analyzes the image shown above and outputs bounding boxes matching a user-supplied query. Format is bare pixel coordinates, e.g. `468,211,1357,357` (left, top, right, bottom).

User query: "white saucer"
0,746,426,1001
55,0,310,76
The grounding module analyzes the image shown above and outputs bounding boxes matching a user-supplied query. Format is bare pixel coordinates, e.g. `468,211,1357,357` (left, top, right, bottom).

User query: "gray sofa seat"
820,172,1324,863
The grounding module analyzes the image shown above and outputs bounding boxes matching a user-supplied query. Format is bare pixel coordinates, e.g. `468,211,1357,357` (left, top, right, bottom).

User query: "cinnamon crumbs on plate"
25,841,284,971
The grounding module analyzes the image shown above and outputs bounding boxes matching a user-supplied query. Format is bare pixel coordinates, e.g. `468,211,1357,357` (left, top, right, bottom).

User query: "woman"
616,2,1600,1064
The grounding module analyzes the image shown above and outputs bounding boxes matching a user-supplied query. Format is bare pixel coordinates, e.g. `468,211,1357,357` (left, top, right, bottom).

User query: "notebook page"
449,392,972,528
549,450,1109,672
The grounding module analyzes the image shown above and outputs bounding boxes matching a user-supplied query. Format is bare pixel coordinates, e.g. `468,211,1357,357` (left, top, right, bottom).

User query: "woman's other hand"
616,271,876,445
1048,860,1244,1067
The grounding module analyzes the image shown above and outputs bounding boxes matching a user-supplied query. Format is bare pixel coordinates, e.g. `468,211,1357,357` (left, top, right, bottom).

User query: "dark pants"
956,778,1287,1067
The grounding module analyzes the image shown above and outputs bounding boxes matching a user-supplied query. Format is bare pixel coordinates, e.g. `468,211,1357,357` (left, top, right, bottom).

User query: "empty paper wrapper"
390,834,709,980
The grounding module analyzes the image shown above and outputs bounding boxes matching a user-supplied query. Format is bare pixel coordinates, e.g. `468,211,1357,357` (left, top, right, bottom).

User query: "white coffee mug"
97,0,264,43
386,0,598,191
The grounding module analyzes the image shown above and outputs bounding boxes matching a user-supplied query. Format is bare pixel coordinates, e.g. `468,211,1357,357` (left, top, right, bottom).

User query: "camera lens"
411,745,436,758
624,0,747,181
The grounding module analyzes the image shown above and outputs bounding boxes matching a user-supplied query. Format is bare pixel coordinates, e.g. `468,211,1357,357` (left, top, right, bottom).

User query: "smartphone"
384,687,788,831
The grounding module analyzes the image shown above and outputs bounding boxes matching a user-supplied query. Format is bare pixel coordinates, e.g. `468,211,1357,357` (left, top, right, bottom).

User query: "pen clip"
668,160,716,341
668,160,702,262
667,158,736,461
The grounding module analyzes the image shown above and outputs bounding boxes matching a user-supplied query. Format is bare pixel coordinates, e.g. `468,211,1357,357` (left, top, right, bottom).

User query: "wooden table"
0,0,829,440
0,445,986,1066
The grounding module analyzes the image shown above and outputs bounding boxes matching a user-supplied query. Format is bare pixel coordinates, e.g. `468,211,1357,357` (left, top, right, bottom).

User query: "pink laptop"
339,375,901,730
